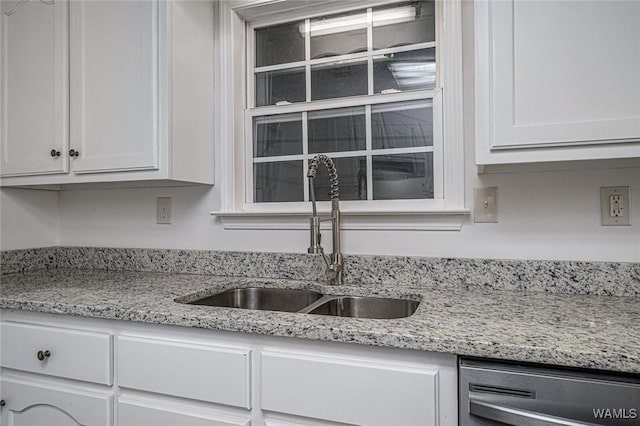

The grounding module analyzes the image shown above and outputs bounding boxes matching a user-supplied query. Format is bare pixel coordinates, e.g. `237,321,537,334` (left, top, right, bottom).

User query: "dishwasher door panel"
459,359,640,426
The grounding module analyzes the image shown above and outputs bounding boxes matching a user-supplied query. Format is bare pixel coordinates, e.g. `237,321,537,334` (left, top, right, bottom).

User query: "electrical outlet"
474,187,498,223
609,195,623,217
156,197,172,224
600,187,630,226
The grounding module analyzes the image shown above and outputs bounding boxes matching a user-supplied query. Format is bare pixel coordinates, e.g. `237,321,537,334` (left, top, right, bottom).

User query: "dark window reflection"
373,1,435,50
256,22,305,67
372,152,433,199
256,68,306,106
372,100,433,149
313,156,367,201
311,61,368,100
254,114,302,158
374,48,436,93
309,107,366,153
254,161,304,202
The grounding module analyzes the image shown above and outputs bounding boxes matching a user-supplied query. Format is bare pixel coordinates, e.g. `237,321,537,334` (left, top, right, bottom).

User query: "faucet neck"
307,155,343,285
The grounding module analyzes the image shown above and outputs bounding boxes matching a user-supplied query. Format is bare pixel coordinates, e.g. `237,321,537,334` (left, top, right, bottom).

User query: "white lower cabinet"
0,377,112,426
0,310,458,426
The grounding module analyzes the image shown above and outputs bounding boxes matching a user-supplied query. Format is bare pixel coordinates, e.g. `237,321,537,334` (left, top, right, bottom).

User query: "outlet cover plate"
157,197,172,224
474,187,498,223
600,186,631,226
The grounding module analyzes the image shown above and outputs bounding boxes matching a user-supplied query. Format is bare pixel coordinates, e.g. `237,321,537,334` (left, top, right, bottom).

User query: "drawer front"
0,322,113,385
118,400,251,426
117,336,251,408
261,350,439,426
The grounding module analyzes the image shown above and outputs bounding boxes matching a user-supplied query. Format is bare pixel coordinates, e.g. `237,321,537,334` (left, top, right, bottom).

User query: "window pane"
254,114,302,158
310,11,367,59
254,161,304,202
256,67,305,107
311,60,368,100
256,22,305,67
372,100,433,149
372,152,433,199
373,1,435,50
312,156,367,201
308,107,366,154
374,48,436,93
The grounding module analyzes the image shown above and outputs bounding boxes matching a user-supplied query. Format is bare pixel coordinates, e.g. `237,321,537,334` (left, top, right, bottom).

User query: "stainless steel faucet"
307,154,343,285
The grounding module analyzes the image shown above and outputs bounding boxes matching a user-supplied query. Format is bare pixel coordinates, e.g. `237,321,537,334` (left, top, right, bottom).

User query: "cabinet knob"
69,149,80,158
50,149,61,157
0,399,5,407
37,350,51,361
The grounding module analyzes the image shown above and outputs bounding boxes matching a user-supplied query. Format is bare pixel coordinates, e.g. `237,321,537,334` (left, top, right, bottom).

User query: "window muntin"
248,1,440,205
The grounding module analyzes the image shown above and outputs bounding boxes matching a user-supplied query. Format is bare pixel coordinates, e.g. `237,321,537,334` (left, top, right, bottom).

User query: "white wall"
51,160,640,262
0,188,59,250
3,1,640,262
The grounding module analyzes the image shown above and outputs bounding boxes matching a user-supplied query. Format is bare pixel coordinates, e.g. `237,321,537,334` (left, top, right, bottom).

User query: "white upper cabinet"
0,0,214,187
475,0,640,165
0,0,68,176
70,0,159,174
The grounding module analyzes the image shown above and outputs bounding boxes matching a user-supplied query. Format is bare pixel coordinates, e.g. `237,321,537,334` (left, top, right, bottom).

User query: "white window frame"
212,0,467,231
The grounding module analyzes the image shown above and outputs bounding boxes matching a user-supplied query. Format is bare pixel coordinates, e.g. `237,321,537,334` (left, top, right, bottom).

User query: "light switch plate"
600,187,631,226
474,187,498,223
156,197,172,224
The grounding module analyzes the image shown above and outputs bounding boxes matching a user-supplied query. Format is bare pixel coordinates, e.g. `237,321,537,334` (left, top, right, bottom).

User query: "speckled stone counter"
1,268,638,374
3,246,639,296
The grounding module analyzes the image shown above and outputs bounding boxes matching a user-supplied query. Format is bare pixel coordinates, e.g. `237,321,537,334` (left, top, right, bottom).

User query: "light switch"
474,187,498,223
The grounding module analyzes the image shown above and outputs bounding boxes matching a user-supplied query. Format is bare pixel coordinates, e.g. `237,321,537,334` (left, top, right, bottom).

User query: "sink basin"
186,287,323,313
306,296,419,319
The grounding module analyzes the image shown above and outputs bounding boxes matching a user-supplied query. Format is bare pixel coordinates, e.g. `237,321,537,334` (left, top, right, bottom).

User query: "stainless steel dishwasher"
459,358,640,425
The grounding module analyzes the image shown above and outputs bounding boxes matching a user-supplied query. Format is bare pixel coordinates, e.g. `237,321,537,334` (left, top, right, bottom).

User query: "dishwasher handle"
469,398,601,426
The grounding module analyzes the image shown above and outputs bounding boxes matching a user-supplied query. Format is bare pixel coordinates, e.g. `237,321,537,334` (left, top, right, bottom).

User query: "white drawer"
118,400,251,426
0,322,113,385
117,336,251,408
261,350,439,426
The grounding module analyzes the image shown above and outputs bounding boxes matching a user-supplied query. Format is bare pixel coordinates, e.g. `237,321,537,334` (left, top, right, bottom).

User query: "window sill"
210,209,469,231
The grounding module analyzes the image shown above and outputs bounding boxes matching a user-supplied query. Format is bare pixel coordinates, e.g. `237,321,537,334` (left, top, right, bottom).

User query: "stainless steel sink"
186,287,323,313
181,287,419,319
305,296,419,319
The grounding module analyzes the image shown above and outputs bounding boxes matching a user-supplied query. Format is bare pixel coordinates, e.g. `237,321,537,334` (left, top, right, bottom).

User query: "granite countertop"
1,268,638,374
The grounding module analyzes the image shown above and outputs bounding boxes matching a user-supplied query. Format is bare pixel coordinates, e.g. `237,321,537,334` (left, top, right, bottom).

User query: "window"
214,0,465,230
247,2,442,205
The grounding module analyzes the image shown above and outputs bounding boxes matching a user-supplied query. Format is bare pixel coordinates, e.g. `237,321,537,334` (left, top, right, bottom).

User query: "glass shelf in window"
372,152,433,200
372,1,435,50
308,107,366,154
256,67,306,107
311,60,368,101
372,100,433,149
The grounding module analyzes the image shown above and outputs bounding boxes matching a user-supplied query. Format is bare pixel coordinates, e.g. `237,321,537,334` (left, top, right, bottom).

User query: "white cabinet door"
0,0,68,176
0,378,111,426
69,0,159,174
476,0,640,164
